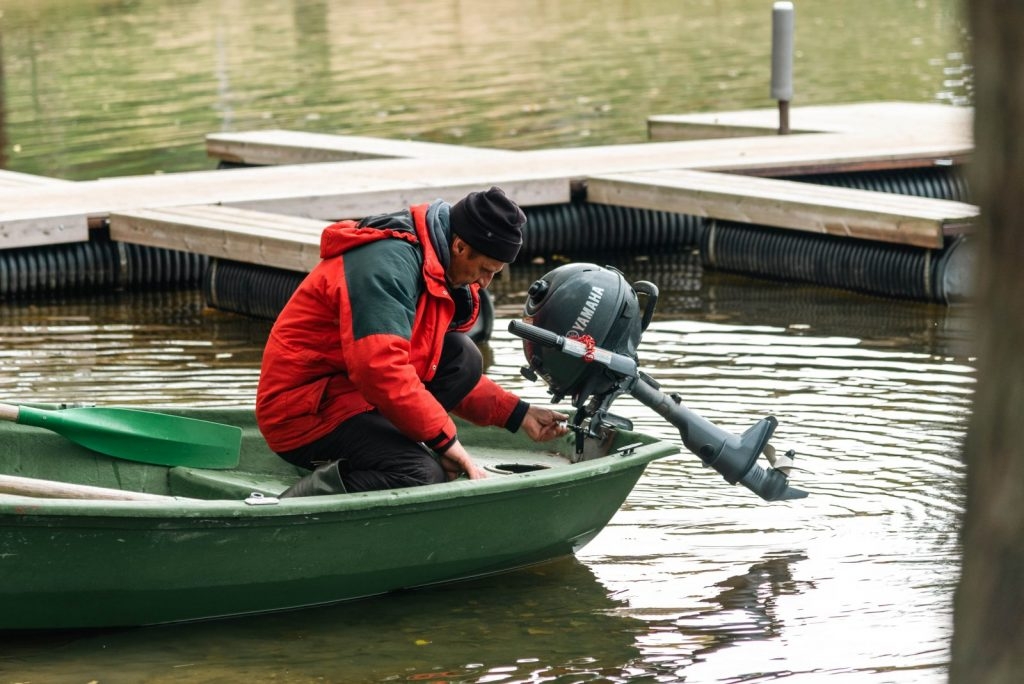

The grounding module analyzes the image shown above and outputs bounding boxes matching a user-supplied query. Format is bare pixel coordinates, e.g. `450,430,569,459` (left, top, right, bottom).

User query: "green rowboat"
0,404,677,630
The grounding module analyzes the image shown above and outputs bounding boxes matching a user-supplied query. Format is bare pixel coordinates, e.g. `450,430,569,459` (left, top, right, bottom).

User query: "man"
256,186,569,496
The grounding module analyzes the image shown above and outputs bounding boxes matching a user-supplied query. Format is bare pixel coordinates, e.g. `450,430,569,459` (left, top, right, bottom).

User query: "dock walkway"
586,169,974,248
207,130,513,165
0,170,72,189
1,102,974,262
647,101,970,141
109,205,324,273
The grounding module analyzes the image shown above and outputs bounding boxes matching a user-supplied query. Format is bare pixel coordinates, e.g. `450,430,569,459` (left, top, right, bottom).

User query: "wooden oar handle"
0,474,184,502
0,403,20,422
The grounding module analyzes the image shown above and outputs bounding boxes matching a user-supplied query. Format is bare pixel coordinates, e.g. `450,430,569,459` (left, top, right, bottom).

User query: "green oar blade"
15,405,241,469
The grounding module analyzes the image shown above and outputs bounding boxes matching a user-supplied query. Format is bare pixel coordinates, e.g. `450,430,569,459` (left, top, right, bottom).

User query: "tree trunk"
950,1,1024,682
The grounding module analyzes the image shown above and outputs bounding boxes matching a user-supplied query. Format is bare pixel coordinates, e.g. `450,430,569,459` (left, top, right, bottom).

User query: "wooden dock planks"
0,170,74,189
0,171,87,249
0,165,571,250
0,214,89,251
586,169,977,249
2,103,976,253
209,103,971,169
207,130,513,165
647,101,972,143
108,205,327,272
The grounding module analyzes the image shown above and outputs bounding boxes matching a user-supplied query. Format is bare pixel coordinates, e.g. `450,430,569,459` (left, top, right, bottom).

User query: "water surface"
0,0,969,179
0,1,971,682
0,261,971,683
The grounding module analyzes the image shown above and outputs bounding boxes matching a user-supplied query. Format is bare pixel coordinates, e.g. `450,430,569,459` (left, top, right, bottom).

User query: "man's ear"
452,236,467,255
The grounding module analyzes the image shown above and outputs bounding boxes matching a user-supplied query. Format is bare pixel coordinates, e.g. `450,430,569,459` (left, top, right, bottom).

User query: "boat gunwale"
0,440,679,522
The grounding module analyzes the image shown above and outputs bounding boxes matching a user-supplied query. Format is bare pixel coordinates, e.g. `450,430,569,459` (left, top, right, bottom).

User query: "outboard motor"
512,263,807,502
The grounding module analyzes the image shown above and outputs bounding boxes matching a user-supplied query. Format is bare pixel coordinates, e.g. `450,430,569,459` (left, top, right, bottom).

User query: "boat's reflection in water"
4,553,824,682
2,559,632,681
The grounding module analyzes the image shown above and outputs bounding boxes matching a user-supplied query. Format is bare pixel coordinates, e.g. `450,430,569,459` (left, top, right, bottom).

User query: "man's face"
447,237,506,288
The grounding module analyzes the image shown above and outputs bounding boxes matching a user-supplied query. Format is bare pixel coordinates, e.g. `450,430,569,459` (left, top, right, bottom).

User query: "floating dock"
0,102,975,305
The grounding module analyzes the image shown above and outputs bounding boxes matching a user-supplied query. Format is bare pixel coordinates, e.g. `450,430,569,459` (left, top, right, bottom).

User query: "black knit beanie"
450,186,526,263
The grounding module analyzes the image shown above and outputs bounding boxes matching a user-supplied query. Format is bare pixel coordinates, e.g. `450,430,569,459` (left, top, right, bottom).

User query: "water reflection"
0,28,7,171
4,559,651,683
0,254,967,683
0,0,968,180
0,291,268,406
678,554,812,668
0,258,967,682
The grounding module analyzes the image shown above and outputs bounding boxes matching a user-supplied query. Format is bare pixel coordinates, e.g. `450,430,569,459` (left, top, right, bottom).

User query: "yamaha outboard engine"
512,263,807,502
521,263,655,404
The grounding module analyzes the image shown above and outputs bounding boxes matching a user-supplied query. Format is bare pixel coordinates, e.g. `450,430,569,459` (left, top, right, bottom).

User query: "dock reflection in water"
0,255,970,683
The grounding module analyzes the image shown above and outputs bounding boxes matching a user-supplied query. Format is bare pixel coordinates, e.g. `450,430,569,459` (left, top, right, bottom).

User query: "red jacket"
255,202,523,453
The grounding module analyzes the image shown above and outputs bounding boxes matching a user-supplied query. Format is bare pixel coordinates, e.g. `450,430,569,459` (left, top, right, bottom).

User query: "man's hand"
441,441,488,481
520,405,571,442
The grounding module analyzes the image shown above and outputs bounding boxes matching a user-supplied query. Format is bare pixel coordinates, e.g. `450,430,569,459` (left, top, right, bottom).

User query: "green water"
0,0,967,180
0,1,970,682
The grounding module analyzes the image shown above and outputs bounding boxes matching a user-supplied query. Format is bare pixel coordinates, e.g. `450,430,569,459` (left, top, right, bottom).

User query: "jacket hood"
319,212,419,260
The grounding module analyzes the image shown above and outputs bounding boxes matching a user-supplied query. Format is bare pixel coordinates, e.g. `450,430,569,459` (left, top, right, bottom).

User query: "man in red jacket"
256,186,569,496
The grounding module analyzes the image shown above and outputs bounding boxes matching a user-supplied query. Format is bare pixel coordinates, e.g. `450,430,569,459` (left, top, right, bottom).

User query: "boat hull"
0,406,677,629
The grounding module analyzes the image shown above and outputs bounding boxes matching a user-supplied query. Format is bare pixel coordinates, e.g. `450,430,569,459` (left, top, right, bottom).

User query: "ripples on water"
0,0,968,179
1,257,970,683
0,292,268,407
0,0,971,681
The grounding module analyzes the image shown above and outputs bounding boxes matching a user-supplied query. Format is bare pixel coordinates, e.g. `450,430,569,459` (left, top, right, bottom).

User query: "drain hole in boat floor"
485,463,551,474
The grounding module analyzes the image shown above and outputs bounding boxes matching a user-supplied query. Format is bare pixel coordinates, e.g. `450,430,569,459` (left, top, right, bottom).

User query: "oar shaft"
0,474,183,502
0,403,20,422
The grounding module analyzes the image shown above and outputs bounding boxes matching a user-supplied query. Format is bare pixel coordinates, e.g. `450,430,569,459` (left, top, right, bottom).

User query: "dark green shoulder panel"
344,239,424,341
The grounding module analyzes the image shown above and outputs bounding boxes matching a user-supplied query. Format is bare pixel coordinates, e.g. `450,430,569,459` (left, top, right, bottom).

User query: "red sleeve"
345,332,460,452
453,375,528,430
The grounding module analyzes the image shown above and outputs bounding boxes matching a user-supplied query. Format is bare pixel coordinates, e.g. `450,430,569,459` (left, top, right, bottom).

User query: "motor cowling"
522,263,656,403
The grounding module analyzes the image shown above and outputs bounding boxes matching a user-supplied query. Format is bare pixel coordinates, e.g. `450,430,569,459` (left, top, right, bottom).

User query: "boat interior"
0,405,656,502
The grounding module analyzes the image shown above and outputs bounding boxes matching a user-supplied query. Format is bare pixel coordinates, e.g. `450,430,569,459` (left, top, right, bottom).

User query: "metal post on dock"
771,1,795,135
